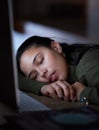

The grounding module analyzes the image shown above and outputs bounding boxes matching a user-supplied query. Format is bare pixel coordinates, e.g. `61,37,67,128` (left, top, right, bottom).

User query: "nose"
36,67,47,77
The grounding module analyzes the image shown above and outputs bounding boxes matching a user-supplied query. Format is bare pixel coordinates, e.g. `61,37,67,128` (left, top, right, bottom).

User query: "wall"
13,0,86,19
87,0,99,44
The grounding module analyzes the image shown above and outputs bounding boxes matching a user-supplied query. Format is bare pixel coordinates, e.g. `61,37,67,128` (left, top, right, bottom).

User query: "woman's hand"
71,81,85,101
41,81,76,101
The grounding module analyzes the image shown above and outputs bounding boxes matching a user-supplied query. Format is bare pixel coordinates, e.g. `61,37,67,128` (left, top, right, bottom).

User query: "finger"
44,85,56,97
48,90,56,97
63,81,76,100
49,93,59,99
57,81,70,101
52,83,64,99
49,82,63,98
69,86,76,101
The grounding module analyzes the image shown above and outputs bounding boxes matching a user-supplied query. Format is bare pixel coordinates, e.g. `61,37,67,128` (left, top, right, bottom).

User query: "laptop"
0,0,50,112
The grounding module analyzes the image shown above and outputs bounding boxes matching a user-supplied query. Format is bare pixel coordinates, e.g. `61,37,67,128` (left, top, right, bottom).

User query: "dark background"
12,0,99,43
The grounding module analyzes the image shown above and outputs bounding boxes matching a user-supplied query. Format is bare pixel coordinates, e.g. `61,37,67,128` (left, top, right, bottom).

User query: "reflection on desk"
26,92,99,111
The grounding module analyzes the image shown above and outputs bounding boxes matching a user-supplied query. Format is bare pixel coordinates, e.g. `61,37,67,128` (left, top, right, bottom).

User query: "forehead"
21,46,49,60
24,46,38,55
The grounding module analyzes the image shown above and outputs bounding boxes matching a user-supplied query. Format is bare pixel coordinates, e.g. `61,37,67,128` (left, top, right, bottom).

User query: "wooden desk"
0,92,99,126
26,92,99,111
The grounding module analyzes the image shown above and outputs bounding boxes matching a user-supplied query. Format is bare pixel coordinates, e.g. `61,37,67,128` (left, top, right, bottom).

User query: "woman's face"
20,41,69,83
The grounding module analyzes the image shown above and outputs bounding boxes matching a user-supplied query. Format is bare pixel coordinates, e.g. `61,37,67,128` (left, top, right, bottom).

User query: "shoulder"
77,45,99,72
76,45,99,86
61,43,97,65
78,45,99,63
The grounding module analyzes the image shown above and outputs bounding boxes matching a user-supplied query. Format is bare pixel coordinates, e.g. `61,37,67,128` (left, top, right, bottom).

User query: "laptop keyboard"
19,90,51,112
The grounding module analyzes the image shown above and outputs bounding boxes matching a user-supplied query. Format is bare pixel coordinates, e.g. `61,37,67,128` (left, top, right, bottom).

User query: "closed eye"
29,71,37,80
28,53,44,79
36,54,44,65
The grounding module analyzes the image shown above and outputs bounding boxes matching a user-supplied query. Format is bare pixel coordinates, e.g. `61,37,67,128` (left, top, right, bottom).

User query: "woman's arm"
76,46,99,105
18,72,46,95
19,72,76,101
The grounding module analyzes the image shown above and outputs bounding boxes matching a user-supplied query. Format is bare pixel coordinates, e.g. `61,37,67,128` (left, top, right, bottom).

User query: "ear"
51,41,62,53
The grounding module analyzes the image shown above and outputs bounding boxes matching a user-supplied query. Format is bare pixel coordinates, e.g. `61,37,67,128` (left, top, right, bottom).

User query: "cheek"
45,57,57,69
43,53,55,67
59,62,69,80
53,55,68,80
44,52,64,69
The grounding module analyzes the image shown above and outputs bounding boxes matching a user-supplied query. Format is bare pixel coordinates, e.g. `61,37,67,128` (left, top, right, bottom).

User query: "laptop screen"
0,0,19,108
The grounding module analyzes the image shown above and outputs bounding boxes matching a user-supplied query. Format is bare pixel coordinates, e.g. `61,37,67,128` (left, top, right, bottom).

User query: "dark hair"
16,35,54,76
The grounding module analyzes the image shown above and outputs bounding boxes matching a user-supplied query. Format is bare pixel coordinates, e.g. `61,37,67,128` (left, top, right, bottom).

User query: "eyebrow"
27,52,40,78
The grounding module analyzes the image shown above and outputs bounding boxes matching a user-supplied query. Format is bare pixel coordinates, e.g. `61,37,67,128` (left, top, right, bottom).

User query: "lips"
49,71,58,82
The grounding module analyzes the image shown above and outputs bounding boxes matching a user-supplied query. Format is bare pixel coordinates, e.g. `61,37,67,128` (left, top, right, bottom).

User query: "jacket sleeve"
18,73,46,95
76,46,99,105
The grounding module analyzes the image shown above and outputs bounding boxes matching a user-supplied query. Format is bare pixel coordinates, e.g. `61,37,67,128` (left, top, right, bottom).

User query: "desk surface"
27,92,99,111
0,92,99,125
27,92,85,109
1,92,99,113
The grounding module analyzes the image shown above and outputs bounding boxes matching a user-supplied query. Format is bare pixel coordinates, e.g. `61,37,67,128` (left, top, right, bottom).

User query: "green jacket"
18,46,99,105
76,46,99,105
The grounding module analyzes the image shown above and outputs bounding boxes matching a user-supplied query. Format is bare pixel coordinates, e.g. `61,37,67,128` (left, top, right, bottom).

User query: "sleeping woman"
16,35,99,105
